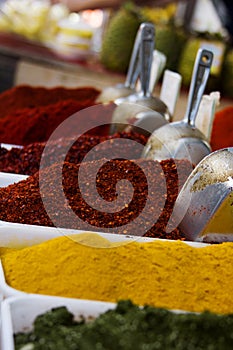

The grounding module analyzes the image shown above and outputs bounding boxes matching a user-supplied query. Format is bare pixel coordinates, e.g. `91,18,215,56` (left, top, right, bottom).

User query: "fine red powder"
0,99,115,145
0,85,100,118
210,106,233,151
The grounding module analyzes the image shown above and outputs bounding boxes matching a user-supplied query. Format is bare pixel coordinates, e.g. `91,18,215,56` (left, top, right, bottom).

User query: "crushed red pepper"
0,158,192,240
0,132,148,175
0,146,8,157
0,85,100,119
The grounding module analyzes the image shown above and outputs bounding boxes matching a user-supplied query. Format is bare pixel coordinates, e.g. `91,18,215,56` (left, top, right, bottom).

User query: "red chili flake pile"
0,85,100,119
0,146,8,157
0,158,192,240
0,131,148,175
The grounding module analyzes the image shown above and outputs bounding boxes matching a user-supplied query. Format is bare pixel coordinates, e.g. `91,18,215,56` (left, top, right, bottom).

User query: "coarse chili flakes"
0,146,8,157
0,158,192,240
0,131,148,175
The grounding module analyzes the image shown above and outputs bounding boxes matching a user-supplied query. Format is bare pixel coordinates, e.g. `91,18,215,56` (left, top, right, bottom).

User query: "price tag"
160,70,182,116
195,91,220,142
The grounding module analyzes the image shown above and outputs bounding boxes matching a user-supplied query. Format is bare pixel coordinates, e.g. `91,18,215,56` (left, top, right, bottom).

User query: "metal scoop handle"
183,48,213,127
124,23,144,89
139,23,155,98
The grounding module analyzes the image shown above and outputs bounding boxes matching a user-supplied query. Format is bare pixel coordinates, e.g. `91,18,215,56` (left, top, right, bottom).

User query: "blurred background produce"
0,0,69,41
100,2,183,73
99,0,233,98
0,0,233,98
0,0,105,57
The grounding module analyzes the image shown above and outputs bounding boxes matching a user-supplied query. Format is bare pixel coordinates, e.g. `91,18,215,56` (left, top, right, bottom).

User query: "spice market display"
0,83,232,350
0,1,233,348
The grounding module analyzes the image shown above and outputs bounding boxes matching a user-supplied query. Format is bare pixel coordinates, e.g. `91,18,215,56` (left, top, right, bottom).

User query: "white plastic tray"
1,295,116,350
0,172,28,188
0,143,23,151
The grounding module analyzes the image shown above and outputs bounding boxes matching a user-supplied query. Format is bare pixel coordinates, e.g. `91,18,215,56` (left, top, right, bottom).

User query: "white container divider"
0,144,23,151
0,172,28,188
0,222,165,248
1,295,116,350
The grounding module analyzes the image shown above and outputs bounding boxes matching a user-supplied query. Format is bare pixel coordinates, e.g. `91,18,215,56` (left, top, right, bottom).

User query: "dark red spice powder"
0,99,115,145
0,85,100,119
0,132,148,175
210,106,233,151
0,158,192,240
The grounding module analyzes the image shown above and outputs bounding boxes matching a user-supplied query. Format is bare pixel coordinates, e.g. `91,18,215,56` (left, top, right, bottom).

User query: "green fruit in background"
155,24,187,72
221,48,233,98
178,38,200,87
178,37,225,92
100,5,144,73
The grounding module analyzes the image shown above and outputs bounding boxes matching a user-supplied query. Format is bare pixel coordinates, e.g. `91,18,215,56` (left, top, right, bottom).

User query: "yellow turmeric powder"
1,233,233,314
0,247,17,256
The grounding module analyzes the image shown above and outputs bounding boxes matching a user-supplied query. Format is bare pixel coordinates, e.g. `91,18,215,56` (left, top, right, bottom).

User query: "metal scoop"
110,22,170,134
143,48,213,166
136,49,167,95
96,23,144,103
125,70,182,137
166,148,233,243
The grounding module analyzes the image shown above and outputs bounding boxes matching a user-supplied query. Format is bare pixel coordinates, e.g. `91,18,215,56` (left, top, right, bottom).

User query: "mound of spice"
0,158,192,239
210,106,233,151
0,99,116,145
0,85,100,119
0,146,8,157
2,233,233,314
0,131,148,175
14,300,233,350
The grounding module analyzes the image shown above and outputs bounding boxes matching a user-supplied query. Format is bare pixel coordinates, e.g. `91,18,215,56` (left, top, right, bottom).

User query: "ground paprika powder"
0,99,115,145
210,106,233,151
0,85,100,118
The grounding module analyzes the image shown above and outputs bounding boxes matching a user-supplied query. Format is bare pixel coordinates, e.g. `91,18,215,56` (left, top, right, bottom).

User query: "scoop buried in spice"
142,48,213,166
110,22,170,135
167,147,233,243
96,22,143,103
124,70,182,137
